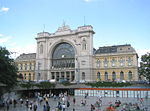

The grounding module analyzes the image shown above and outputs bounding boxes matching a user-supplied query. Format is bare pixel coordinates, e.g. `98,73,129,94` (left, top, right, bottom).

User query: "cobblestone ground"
0,96,150,111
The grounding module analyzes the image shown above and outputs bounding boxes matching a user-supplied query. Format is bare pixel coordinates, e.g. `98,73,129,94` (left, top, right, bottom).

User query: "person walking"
6,101,10,111
13,99,17,108
43,104,47,111
73,98,76,104
46,103,50,111
33,104,38,111
91,104,95,111
62,103,66,111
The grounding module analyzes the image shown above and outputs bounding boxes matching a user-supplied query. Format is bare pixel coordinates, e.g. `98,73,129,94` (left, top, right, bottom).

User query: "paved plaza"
0,95,150,111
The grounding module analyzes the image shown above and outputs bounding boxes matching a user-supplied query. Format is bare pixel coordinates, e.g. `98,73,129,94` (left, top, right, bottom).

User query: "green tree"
0,47,18,92
36,81,55,89
139,52,150,82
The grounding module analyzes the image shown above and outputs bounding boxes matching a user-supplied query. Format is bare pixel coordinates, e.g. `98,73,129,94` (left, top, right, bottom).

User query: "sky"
0,0,150,60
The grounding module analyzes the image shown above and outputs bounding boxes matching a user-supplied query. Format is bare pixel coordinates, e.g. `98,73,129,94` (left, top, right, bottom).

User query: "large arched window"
105,72,108,81
52,42,75,68
120,71,124,80
97,72,101,80
128,71,132,81
112,71,116,81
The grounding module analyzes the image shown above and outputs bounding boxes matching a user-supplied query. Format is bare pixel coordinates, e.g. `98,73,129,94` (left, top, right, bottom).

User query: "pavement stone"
0,96,150,111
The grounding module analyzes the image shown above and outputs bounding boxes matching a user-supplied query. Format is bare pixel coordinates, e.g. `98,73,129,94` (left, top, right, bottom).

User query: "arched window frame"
97,72,101,80
112,71,116,81
128,71,132,81
52,42,75,69
120,71,124,80
105,72,108,81
29,73,31,81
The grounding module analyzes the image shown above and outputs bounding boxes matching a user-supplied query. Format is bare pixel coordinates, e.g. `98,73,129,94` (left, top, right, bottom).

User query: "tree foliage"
0,46,18,91
139,52,150,82
36,82,55,89
19,81,55,89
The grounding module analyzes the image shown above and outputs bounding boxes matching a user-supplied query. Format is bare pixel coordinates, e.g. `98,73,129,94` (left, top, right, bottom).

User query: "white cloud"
9,43,36,59
0,33,36,59
137,49,150,61
0,36,11,43
0,34,3,37
0,7,9,12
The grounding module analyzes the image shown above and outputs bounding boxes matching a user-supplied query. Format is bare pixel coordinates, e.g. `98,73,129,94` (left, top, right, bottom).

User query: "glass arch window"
52,42,75,68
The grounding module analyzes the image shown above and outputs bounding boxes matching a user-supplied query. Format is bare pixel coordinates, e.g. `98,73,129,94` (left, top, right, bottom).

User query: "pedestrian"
73,98,76,104
43,104,47,111
33,104,38,111
67,101,70,108
20,98,23,106
46,103,50,111
62,103,66,111
28,103,32,110
6,101,9,111
13,99,17,108
91,104,95,111
26,99,29,108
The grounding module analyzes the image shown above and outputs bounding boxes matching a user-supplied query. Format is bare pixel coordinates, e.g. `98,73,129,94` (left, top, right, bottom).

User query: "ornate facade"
15,53,36,81
94,45,138,82
15,25,138,82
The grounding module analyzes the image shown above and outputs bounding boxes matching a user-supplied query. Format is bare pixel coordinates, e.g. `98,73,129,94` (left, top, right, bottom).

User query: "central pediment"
55,25,71,35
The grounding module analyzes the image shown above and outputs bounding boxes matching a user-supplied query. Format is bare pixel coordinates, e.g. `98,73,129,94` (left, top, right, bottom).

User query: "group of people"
0,92,72,111
0,92,149,111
